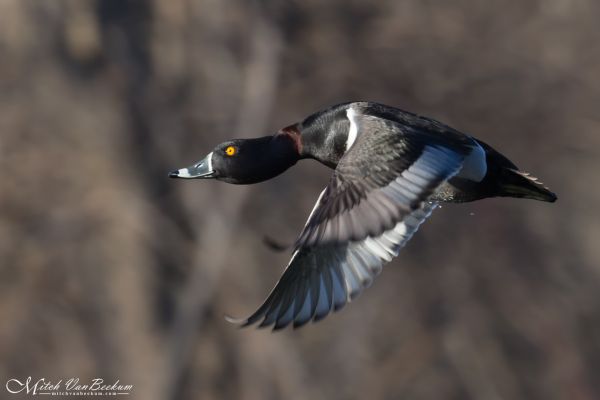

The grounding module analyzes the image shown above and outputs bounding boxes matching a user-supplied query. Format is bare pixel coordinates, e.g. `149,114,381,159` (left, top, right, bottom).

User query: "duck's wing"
226,201,437,330
296,112,472,247
226,112,474,330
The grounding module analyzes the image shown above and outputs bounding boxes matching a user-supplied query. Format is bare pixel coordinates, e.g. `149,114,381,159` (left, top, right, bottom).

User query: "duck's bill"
169,152,215,179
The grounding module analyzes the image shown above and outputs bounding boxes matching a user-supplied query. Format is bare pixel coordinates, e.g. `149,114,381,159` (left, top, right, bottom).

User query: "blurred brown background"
1,0,599,399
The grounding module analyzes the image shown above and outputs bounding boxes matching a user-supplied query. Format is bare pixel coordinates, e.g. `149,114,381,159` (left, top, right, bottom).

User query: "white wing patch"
337,202,436,301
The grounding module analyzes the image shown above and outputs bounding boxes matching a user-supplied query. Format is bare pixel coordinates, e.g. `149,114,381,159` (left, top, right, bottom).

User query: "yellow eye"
225,146,236,156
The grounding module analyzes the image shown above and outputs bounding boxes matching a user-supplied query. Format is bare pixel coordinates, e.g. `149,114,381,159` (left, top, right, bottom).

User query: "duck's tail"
495,168,557,202
474,139,557,203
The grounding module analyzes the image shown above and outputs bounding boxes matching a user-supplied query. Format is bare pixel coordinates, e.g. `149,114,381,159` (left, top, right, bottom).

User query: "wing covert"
296,112,469,248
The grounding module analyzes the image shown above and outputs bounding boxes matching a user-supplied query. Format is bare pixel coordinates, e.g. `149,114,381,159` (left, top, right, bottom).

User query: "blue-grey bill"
169,151,215,179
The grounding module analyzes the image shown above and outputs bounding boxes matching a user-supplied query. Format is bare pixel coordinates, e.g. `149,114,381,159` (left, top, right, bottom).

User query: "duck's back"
297,101,556,204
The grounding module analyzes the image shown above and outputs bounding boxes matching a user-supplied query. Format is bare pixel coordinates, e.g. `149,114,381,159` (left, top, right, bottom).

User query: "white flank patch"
457,141,487,182
345,107,359,152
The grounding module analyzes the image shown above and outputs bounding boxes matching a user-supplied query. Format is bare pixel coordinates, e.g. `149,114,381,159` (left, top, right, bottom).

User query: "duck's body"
170,101,556,330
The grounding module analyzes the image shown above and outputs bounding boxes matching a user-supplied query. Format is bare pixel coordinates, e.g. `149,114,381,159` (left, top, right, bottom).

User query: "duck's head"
169,132,301,185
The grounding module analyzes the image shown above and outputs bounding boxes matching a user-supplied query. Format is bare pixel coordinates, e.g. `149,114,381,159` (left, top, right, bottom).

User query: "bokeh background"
1,0,599,399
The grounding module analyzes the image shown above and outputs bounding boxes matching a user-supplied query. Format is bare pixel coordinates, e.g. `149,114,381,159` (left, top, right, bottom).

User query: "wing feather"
297,120,468,248
226,107,475,330
227,202,438,330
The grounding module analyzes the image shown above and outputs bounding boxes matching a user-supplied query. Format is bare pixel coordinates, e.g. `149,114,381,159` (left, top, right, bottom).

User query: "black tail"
496,168,557,202
473,139,557,203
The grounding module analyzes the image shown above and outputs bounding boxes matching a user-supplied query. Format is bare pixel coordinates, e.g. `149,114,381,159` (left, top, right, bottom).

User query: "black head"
169,134,300,184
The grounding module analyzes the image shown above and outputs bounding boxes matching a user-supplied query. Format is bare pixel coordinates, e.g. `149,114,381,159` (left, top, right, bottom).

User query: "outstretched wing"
226,202,437,330
227,108,473,330
296,112,471,248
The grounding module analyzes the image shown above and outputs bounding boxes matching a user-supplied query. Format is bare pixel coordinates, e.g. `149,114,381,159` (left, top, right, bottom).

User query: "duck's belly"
429,140,490,203
430,177,493,203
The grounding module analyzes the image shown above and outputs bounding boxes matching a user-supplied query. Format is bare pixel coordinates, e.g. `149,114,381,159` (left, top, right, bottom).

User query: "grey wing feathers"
225,108,472,330
226,202,437,330
297,143,464,247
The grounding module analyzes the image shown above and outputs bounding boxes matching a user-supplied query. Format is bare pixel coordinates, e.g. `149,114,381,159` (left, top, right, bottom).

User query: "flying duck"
169,101,557,330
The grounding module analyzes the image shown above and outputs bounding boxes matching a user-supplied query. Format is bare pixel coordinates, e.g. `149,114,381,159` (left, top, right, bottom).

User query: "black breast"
298,104,352,168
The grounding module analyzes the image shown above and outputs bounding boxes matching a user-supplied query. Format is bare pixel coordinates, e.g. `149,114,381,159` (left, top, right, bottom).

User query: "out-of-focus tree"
0,1,599,399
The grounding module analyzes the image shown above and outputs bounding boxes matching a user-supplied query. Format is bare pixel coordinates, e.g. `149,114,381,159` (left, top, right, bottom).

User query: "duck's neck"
285,106,351,169
251,134,301,183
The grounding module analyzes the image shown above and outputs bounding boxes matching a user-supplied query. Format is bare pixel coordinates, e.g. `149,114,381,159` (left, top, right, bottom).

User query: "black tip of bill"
169,170,180,178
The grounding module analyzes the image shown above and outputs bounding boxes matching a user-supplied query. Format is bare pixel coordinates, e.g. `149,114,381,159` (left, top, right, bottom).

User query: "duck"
169,101,557,330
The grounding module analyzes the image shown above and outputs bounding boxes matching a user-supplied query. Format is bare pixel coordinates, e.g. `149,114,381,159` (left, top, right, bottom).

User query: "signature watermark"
6,377,133,396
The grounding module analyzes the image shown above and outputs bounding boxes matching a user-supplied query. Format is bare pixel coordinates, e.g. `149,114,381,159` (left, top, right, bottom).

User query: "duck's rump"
430,139,557,203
